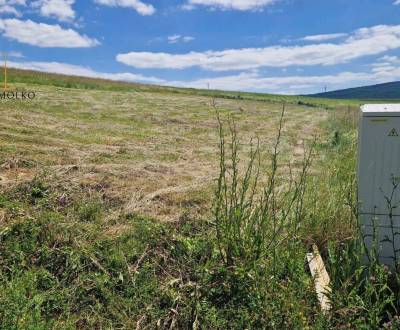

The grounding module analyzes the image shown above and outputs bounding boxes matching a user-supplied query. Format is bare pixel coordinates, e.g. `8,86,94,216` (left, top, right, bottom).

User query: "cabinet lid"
361,104,400,117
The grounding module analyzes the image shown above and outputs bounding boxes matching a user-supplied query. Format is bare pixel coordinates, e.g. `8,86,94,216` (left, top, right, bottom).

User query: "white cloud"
394,0,400,5
0,0,26,16
166,66,400,93
185,0,276,11
7,58,400,94
8,60,166,84
117,51,204,70
0,0,25,3
0,18,99,47
0,5,20,15
168,34,181,44
94,0,155,16
380,55,400,63
182,36,195,42
117,25,400,71
167,34,195,44
301,33,348,42
32,0,75,22
167,71,369,92
370,55,400,76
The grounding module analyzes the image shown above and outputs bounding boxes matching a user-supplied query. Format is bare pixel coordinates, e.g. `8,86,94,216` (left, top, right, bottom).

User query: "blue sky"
0,0,400,94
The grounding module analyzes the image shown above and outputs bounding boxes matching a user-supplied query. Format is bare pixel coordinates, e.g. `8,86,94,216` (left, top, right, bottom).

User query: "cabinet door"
358,116,400,221
358,115,400,265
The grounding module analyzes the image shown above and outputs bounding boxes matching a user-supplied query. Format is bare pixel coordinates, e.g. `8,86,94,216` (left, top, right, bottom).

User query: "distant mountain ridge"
308,81,400,99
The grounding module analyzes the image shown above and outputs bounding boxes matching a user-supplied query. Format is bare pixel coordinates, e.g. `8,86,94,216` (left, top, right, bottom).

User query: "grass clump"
76,200,103,222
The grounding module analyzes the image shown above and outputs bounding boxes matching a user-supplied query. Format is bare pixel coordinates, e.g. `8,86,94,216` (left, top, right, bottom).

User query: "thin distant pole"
3,52,7,92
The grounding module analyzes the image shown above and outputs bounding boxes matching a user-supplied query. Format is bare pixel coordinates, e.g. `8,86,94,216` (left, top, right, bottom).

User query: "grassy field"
0,78,333,222
0,70,399,329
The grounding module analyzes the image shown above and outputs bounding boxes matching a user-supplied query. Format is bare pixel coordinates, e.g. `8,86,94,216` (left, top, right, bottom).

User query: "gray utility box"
358,104,400,266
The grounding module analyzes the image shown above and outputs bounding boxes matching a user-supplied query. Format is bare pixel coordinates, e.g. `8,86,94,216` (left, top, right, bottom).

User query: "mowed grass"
0,81,330,222
4,70,399,329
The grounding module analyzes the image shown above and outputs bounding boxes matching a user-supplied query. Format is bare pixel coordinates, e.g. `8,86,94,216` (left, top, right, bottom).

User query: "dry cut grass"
0,83,329,221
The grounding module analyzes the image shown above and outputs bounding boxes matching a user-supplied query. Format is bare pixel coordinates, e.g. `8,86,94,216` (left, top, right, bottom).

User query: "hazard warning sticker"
388,128,399,137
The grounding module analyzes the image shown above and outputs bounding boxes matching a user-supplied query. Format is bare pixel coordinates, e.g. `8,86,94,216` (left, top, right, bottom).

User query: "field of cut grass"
0,70,399,329
0,77,334,222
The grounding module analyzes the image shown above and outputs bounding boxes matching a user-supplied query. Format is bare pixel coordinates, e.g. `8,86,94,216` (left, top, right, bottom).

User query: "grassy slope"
1,69,399,329
6,68,362,107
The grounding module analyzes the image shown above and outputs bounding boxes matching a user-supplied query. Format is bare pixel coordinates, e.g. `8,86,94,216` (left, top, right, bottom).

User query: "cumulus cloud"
183,36,195,42
373,55,400,67
168,35,181,44
8,58,400,95
94,0,155,16
166,65,400,93
8,60,166,84
167,35,195,44
0,0,26,16
370,55,400,77
32,0,75,22
0,18,99,47
167,71,368,92
0,5,20,15
381,55,400,63
117,25,400,71
301,33,348,42
0,0,25,4
184,0,276,11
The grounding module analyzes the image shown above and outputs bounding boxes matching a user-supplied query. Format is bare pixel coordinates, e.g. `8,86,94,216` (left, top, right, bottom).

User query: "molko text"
1,52,36,100
0,90,36,100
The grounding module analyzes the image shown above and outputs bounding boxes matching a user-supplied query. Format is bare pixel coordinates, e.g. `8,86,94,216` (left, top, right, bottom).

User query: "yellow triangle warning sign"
388,128,399,137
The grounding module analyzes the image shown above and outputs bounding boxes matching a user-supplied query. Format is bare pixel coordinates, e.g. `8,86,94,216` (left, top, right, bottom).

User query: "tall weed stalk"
213,106,314,273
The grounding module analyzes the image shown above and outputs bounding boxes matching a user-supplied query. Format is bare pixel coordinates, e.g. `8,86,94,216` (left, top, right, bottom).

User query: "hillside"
310,81,400,100
4,67,359,108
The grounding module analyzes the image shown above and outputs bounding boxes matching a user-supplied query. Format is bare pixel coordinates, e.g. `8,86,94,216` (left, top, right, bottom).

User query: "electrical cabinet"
358,104,400,266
